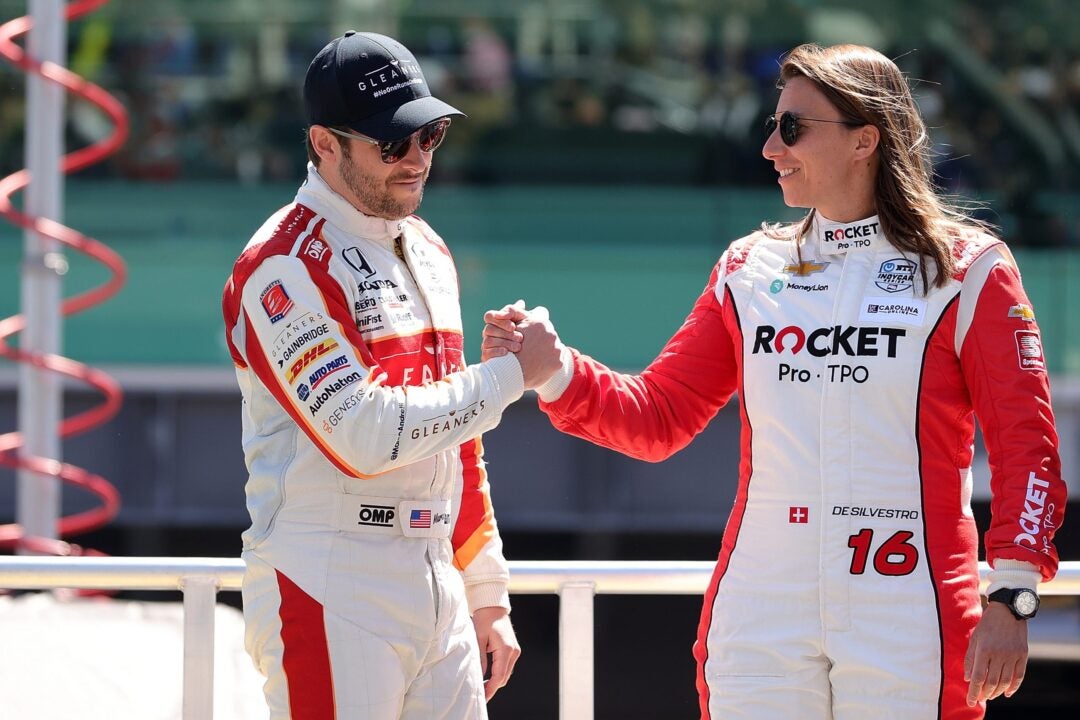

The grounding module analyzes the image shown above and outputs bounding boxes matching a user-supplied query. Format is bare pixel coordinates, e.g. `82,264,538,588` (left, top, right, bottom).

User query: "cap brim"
346,96,465,141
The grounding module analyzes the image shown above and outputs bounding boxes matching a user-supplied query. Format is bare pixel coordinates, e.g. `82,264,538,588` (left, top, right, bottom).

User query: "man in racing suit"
222,31,559,719
488,213,1065,718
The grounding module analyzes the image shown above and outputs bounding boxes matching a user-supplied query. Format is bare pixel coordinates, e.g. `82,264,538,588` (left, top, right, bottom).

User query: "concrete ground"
0,592,267,719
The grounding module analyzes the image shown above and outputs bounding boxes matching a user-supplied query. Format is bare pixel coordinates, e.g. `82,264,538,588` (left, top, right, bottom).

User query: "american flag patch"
410,509,432,529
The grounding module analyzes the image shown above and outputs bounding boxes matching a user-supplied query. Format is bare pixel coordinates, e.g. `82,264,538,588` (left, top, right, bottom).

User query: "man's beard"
339,143,428,220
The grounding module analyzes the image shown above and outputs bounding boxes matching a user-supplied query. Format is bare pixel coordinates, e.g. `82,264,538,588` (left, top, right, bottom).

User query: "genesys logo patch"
260,280,294,324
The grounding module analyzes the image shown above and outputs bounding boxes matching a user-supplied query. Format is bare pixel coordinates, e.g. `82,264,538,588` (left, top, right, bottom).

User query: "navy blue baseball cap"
303,31,464,142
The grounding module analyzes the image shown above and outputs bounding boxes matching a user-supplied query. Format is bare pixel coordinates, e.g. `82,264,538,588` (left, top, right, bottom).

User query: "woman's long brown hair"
766,44,991,289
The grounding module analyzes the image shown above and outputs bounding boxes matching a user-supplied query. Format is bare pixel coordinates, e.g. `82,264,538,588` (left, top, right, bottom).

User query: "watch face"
1014,590,1039,617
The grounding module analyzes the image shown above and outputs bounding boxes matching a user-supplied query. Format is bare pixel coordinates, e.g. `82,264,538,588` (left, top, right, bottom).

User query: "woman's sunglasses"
328,118,452,164
764,111,864,146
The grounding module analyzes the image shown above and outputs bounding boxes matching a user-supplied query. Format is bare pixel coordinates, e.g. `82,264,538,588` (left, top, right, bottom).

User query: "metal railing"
1,557,1078,720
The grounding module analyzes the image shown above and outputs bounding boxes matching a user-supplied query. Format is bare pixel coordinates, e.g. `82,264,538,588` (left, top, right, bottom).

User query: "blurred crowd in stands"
1,0,1078,245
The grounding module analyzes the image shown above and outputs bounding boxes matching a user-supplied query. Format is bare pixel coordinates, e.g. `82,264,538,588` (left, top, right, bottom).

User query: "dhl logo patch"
286,339,340,383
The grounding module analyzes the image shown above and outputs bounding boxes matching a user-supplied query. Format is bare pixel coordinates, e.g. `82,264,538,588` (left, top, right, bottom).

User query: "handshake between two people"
482,300,565,391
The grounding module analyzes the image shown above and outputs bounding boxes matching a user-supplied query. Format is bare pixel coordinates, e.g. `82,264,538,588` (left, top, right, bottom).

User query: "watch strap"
988,587,1039,620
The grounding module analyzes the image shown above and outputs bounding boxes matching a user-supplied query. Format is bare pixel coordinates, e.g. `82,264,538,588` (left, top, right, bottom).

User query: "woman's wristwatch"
987,587,1040,620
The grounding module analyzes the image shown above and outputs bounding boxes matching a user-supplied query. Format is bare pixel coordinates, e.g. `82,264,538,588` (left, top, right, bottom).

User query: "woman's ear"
854,123,880,159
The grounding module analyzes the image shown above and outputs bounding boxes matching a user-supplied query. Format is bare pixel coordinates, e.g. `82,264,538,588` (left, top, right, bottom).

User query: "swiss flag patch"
789,506,809,524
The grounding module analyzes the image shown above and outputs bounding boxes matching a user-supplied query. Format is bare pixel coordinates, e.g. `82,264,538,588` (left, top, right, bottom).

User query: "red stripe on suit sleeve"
241,223,388,477
452,437,496,570
276,569,336,720
222,276,248,368
693,289,747,720
223,205,320,369
243,308,371,477
299,247,383,373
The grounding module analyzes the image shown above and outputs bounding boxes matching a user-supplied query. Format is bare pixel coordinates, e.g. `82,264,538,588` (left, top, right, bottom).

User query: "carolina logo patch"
859,297,926,326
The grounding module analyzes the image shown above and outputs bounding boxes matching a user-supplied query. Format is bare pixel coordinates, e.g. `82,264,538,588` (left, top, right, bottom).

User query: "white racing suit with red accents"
222,165,524,719
537,214,1065,719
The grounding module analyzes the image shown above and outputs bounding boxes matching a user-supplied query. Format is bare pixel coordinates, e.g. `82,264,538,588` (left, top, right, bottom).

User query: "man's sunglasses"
764,111,864,146
328,118,451,164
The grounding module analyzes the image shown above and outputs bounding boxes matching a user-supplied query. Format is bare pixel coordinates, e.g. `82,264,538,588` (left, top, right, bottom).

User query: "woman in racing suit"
484,43,1065,719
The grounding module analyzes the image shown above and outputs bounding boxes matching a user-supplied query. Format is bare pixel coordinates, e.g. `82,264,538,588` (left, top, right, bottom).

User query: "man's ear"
309,126,341,164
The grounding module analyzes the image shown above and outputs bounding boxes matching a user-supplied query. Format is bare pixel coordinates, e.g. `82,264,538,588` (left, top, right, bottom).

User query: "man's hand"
964,601,1029,707
472,606,521,701
483,301,564,390
482,301,527,360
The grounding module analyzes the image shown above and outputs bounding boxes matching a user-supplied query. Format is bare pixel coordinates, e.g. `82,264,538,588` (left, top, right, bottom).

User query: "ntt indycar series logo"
875,258,917,293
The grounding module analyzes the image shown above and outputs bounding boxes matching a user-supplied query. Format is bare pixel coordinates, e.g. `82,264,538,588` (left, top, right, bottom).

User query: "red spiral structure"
0,0,127,556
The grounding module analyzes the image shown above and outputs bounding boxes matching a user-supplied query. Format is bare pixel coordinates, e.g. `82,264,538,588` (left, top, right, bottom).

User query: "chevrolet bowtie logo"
1008,303,1035,321
784,261,829,277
